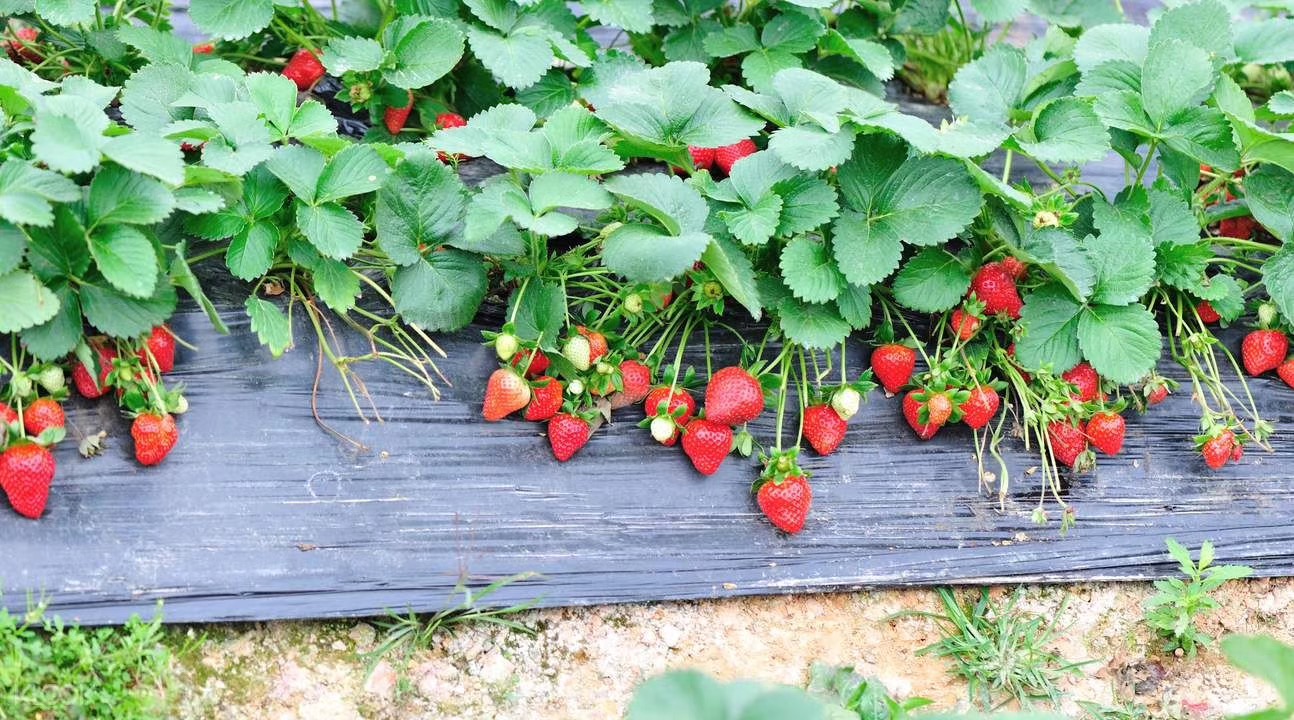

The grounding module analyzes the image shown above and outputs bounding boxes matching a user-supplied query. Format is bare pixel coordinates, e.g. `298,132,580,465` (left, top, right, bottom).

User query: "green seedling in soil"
365,572,540,698
808,663,934,720
1143,539,1254,658
909,588,1086,710
1077,699,1152,720
0,596,174,719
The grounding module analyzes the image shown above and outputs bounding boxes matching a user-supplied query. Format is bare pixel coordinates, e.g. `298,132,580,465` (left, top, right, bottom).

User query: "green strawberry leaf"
1235,19,1294,64
1158,106,1240,172
891,247,971,313
1262,245,1294,323
0,160,79,227
507,280,566,346
467,26,553,90
80,274,176,339
777,296,851,350
244,296,292,357
1148,188,1200,246
225,222,280,281
948,45,1026,126
310,257,361,314
831,213,901,287
834,281,871,330
1016,283,1083,373
1021,228,1096,302
89,225,158,298
321,36,385,75
1147,0,1233,65
316,143,389,204
1013,97,1110,165
31,95,109,174
582,0,654,32
391,249,488,332
296,202,364,260
1073,23,1148,73
1155,241,1211,292
265,145,326,204
703,236,762,320
1245,164,1294,242
1195,274,1243,322
720,193,783,246
0,270,60,333
594,61,763,155
1077,302,1161,384
169,241,228,335
188,0,274,41
1086,199,1155,305
100,134,186,186
87,166,176,226
377,149,468,265
819,32,894,82
604,225,711,283
780,235,843,303
1141,39,1215,129
773,175,839,236
383,16,465,89
0,223,23,274
35,0,94,25
21,285,81,360
116,24,194,67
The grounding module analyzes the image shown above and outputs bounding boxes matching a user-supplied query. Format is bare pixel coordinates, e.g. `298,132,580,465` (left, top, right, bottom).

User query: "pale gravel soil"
170,579,1294,720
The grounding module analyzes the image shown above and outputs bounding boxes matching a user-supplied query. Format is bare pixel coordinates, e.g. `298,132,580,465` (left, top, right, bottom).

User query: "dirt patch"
170,579,1294,719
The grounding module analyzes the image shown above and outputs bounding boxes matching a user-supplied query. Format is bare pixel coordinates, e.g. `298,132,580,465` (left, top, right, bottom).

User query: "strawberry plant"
3,0,1294,534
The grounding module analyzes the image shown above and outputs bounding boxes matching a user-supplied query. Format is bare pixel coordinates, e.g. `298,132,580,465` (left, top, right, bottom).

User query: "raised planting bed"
5,0,1294,624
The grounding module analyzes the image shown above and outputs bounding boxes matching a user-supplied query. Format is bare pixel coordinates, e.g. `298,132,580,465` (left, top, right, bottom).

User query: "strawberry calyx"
753,448,807,491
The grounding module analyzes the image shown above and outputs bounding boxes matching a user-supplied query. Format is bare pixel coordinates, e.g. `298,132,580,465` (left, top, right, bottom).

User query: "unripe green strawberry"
495,333,519,361
564,335,592,371
624,294,644,315
567,378,585,396
650,416,676,445
36,366,64,394
10,374,31,399
831,387,861,420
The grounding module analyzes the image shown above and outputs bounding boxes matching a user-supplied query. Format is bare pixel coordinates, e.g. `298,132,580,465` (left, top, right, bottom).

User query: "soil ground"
169,578,1294,719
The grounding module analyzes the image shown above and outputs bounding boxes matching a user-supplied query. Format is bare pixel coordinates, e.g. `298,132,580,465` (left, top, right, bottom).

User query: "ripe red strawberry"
1197,301,1221,325
0,404,17,431
704,367,764,426
282,49,325,91
803,405,847,456
577,326,609,364
1278,358,1294,389
1202,429,1236,470
643,387,696,446
193,43,215,54
643,387,696,422
7,27,41,64
951,308,981,341
141,325,176,374
1000,256,1027,280
23,398,64,438
1047,421,1088,469
384,91,414,135
714,139,756,175
902,391,940,440
482,368,531,421
688,146,715,170
72,345,117,399
1242,329,1288,376
757,475,812,534
1062,362,1101,403
971,263,1023,319
960,386,999,430
1219,216,1257,240
1086,411,1126,455
523,376,563,422
548,413,592,462
510,348,550,378
871,344,916,395
436,112,466,129
0,443,55,518
618,360,652,405
681,418,733,476
132,413,179,466
1148,385,1169,405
